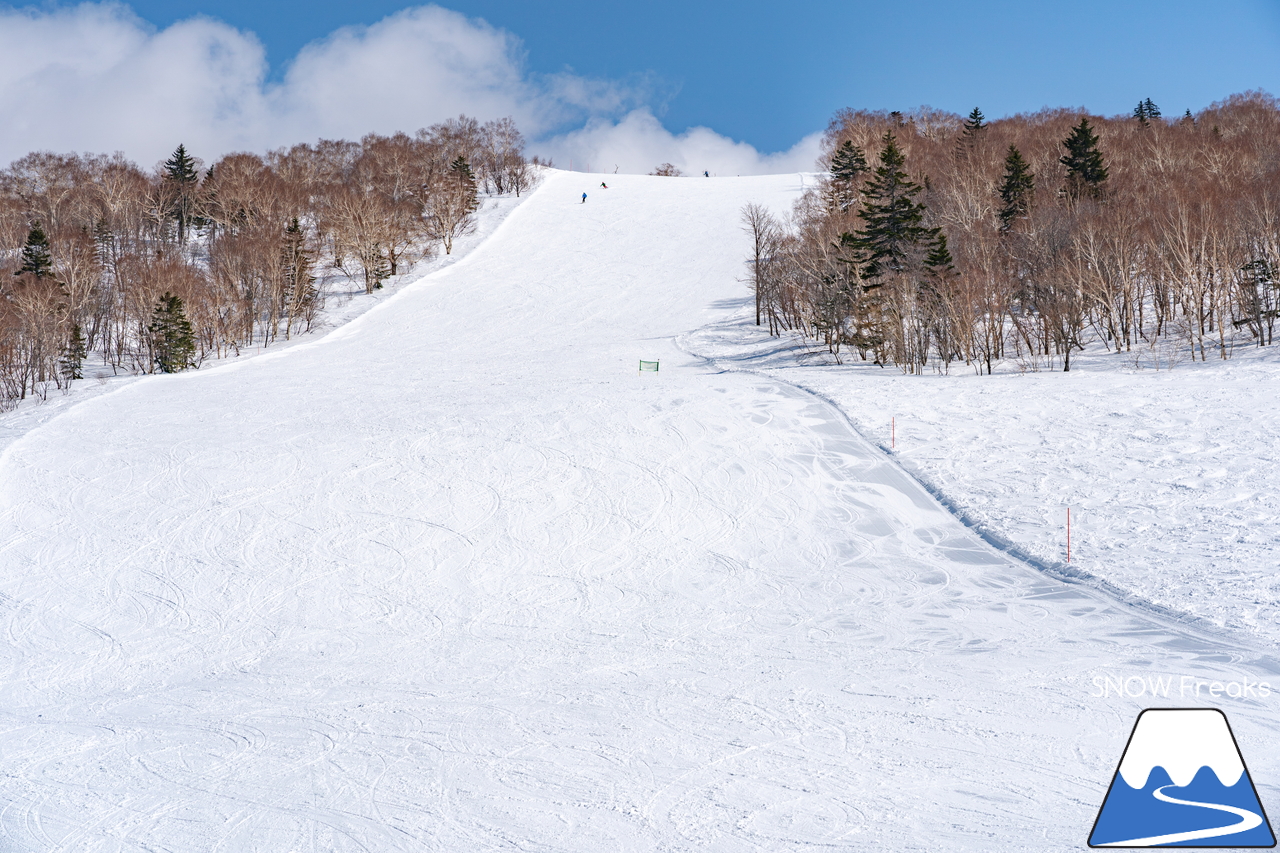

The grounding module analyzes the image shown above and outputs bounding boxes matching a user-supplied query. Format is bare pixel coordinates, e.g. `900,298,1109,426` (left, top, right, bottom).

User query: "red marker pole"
1067,508,1072,563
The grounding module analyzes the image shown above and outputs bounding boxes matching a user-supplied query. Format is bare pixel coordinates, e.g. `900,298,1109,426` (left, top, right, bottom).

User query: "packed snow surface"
1,170,1279,852
689,320,1280,644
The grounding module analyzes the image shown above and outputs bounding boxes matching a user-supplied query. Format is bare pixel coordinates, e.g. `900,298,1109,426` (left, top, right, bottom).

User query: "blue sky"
115,0,1280,150
2,1,1279,171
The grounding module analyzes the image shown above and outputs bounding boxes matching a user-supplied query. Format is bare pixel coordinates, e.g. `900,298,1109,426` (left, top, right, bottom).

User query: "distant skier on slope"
581,192,587,203
704,170,709,177
600,182,608,188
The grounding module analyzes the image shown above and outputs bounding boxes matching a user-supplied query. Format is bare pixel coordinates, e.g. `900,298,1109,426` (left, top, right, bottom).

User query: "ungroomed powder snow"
1,171,1278,852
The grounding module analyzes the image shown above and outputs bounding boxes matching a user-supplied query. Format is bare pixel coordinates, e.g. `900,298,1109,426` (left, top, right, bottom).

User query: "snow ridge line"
674,324,1252,651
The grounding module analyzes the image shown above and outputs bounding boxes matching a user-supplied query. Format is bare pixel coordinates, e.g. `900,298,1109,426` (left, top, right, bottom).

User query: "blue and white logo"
1090,708,1275,847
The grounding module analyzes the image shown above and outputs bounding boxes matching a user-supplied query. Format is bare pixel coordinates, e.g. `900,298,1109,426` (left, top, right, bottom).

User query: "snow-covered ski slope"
689,318,1280,646
1,170,1279,852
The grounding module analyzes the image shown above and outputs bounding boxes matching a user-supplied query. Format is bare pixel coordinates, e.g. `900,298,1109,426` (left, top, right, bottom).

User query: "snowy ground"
686,308,1280,645
1,170,1279,852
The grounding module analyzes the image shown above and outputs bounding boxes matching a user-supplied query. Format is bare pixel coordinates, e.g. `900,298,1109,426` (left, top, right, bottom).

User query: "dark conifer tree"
93,218,114,259
1182,109,1195,125
997,145,1036,230
450,155,476,186
924,231,953,271
16,222,54,279
282,217,317,319
163,144,201,244
830,140,868,183
958,107,985,146
829,140,868,210
1060,118,1108,201
61,322,86,381
450,155,480,217
149,292,196,373
1134,98,1162,127
164,143,199,184
841,133,937,280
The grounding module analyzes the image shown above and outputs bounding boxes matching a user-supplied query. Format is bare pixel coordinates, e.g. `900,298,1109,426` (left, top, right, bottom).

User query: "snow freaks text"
1093,675,1273,700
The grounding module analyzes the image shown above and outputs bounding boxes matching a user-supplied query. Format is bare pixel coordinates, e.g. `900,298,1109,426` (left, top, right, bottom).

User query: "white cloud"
0,4,270,167
538,109,824,176
0,3,814,175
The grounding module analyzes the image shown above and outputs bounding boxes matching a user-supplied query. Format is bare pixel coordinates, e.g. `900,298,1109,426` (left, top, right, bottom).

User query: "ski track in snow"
0,171,1278,851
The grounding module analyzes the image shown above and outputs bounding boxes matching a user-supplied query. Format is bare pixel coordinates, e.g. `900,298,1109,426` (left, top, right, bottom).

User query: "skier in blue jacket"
581,192,587,203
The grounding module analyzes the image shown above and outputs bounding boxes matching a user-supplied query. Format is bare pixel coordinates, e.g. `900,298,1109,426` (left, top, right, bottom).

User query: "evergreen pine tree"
958,107,985,146
1060,118,1108,201
450,155,480,215
1182,109,1195,126
997,145,1036,230
834,134,947,364
964,107,985,133
829,140,868,210
149,292,196,373
93,218,114,262
840,132,937,280
924,231,953,271
164,143,199,184
282,217,317,321
16,223,53,279
1134,98,1162,127
60,322,86,381
163,144,201,244
830,140,868,183
450,155,476,186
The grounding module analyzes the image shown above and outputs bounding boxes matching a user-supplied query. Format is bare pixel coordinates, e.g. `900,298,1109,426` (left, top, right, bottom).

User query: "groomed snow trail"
0,171,1278,852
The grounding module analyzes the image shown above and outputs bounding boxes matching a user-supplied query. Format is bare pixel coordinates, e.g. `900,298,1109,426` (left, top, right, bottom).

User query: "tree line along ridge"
743,92,1280,374
0,115,541,404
